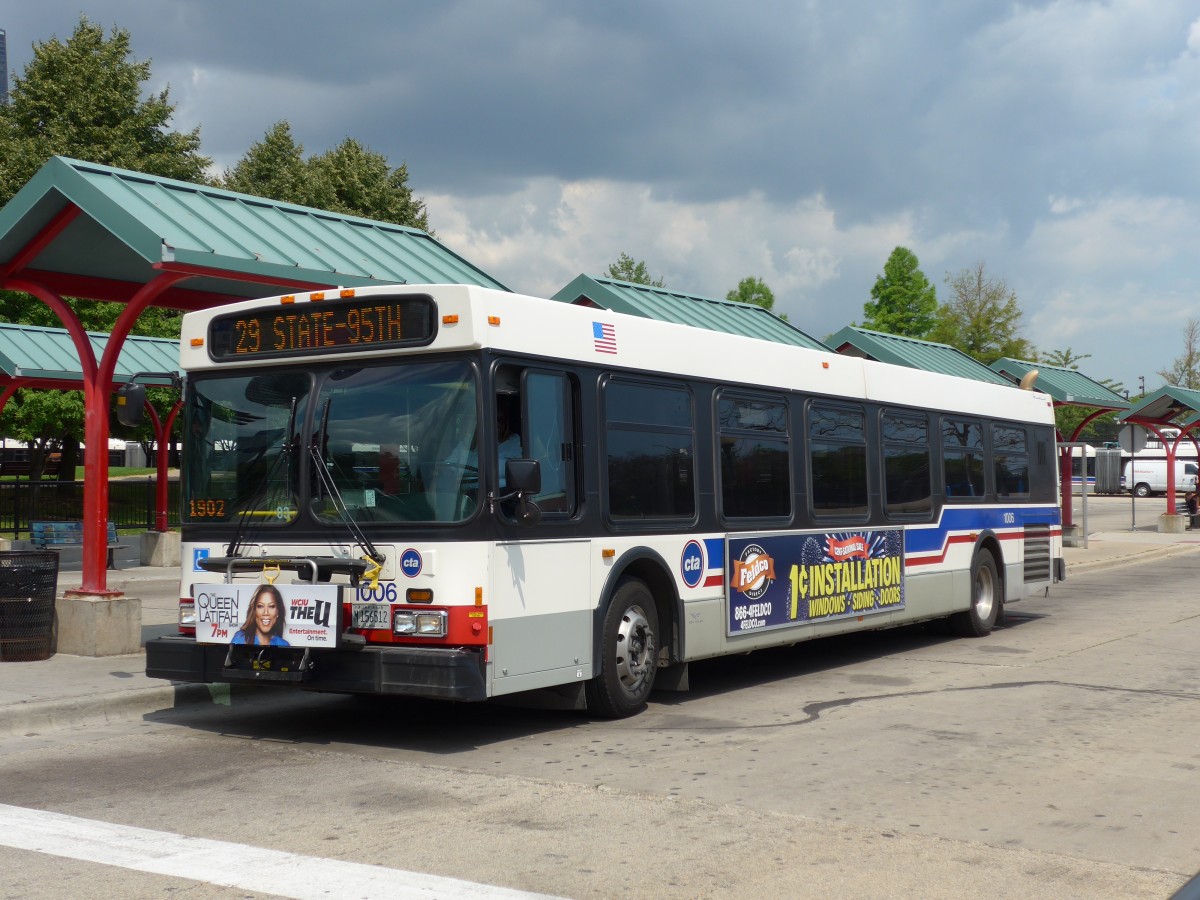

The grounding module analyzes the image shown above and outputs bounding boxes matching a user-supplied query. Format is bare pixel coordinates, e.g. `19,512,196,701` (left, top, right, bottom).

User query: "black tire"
585,578,659,718
1133,483,1151,498
949,550,1000,637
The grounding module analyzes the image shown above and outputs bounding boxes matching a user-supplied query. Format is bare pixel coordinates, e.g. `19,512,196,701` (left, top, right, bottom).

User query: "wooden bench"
30,521,128,570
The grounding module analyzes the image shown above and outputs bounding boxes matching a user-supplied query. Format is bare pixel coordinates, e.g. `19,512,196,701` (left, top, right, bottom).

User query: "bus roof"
181,284,1056,426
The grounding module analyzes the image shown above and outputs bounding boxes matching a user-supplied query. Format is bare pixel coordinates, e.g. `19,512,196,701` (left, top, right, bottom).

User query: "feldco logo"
730,543,776,600
400,548,423,578
680,540,704,588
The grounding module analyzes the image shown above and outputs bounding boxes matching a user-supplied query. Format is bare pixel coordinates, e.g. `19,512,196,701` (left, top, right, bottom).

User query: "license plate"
351,604,392,630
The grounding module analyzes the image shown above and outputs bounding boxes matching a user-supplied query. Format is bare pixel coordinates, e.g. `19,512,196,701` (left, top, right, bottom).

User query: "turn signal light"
406,588,434,603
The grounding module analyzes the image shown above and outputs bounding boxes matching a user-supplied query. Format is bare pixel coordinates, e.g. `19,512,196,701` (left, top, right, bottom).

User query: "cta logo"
680,540,704,588
730,543,775,600
400,548,423,578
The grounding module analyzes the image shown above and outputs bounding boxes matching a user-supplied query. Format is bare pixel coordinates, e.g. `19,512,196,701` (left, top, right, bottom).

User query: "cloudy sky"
5,1,1200,392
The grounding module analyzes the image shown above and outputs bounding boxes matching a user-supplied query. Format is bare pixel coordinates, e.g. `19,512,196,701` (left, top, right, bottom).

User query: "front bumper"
145,636,487,702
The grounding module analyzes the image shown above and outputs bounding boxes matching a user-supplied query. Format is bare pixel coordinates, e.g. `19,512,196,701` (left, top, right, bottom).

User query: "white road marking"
0,803,562,900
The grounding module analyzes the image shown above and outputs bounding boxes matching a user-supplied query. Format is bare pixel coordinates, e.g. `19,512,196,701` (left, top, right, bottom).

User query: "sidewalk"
3,532,1199,737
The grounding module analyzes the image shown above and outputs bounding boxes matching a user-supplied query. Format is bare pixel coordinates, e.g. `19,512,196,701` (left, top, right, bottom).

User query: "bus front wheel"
1133,482,1151,498
586,578,659,718
950,550,1000,637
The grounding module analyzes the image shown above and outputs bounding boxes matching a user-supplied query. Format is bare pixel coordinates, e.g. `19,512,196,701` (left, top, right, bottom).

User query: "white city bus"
145,284,1064,717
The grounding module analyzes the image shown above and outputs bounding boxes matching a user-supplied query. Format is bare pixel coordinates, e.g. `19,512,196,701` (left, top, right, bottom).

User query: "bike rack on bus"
199,555,373,679
197,555,372,583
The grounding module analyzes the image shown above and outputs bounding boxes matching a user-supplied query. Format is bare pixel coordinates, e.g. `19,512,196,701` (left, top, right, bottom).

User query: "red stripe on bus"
905,528,1060,568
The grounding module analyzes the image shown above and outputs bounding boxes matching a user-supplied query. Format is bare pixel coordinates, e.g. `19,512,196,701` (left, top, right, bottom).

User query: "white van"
1123,459,1199,497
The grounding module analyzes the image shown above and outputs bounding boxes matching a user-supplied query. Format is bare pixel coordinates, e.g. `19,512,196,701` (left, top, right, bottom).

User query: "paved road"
2,546,1198,898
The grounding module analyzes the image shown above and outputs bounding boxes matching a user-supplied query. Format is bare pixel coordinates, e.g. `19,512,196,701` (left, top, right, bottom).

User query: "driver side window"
511,368,577,517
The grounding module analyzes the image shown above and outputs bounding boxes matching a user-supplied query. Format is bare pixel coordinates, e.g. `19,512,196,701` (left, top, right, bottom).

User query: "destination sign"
208,294,436,361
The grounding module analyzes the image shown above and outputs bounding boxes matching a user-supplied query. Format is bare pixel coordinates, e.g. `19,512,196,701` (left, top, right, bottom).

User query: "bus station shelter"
990,358,1130,534
0,324,180,527
1118,385,1200,523
0,155,507,597
552,274,830,349
829,327,1013,384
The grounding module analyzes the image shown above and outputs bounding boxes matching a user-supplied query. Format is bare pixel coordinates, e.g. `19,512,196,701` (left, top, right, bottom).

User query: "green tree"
309,138,429,230
222,124,430,231
0,16,210,207
222,121,309,205
727,276,775,311
0,16,206,478
606,252,665,287
1157,319,1200,390
929,262,1032,364
1041,347,1090,369
862,247,937,337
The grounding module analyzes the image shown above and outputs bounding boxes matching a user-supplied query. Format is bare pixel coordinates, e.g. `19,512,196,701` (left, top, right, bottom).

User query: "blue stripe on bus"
904,505,1060,555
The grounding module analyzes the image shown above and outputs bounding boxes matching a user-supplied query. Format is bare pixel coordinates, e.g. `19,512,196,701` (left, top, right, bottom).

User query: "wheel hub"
615,605,654,691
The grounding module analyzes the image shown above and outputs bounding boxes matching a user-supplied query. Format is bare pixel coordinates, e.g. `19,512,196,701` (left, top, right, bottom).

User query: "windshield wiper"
308,398,385,572
225,396,298,558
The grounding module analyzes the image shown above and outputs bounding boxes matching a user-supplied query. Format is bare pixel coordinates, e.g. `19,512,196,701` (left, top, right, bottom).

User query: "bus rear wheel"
949,550,999,637
586,578,659,718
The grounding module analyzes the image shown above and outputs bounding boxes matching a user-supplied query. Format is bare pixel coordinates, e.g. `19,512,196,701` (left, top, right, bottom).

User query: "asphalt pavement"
2,527,1199,738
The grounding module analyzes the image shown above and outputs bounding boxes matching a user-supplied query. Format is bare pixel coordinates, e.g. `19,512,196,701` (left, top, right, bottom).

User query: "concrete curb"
0,682,231,738
0,681,272,739
1065,541,1200,575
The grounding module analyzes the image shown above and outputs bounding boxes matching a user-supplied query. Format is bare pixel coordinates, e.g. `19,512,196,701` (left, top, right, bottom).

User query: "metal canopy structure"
1120,385,1200,516
0,325,182,531
0,155,508,594
990,358,1131,529
990,358,1129,411
0,324,178,387
551,274,830,350
829,326,1012,385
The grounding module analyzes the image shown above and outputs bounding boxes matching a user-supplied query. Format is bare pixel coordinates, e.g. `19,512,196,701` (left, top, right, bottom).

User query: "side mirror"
505,458,541,495
504,459,542,526
116,383,146,427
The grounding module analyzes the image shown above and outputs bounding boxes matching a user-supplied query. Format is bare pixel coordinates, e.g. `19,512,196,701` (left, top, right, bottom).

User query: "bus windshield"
183,359,480,526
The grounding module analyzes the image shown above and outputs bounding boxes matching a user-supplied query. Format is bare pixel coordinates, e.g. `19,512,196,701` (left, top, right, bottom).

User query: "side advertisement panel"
727,529,905,635
194,583,340,647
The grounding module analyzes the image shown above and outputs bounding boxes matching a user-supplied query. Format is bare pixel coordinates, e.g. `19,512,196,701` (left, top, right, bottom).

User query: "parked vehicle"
1123,459,1198,497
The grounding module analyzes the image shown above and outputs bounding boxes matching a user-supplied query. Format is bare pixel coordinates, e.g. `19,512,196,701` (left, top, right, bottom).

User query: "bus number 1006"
189,499,227,518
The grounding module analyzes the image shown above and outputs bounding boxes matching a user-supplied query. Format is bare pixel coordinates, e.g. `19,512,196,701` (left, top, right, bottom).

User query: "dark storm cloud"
6,2,1200,388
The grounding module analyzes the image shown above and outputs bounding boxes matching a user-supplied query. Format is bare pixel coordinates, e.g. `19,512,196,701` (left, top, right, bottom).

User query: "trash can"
0,551,60,662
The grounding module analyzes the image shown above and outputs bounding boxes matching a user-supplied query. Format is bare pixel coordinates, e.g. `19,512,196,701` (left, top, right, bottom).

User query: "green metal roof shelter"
0,326,182,531
551,274,830,350
990,358,1130,418
0,325,179,387
989,358,1132,531
1118,385,1200,517
0,155,508,593
829,327,1012,385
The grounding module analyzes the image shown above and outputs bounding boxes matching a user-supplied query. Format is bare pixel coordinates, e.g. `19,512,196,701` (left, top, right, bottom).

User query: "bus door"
489,368,592,693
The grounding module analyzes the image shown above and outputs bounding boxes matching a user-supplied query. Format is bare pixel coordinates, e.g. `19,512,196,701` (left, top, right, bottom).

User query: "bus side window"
942,417,985,498
521,370,576,516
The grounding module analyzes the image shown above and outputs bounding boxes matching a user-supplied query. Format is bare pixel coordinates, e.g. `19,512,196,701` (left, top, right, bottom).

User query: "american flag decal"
592,321,618,354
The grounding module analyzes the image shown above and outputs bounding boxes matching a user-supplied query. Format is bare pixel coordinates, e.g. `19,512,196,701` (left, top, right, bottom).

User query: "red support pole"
144,399,181,532
9,272,190,594
159,401,182,532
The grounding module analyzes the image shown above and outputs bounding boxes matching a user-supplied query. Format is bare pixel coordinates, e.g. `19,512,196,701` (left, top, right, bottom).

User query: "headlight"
179,600,196,627
393,609,447,637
